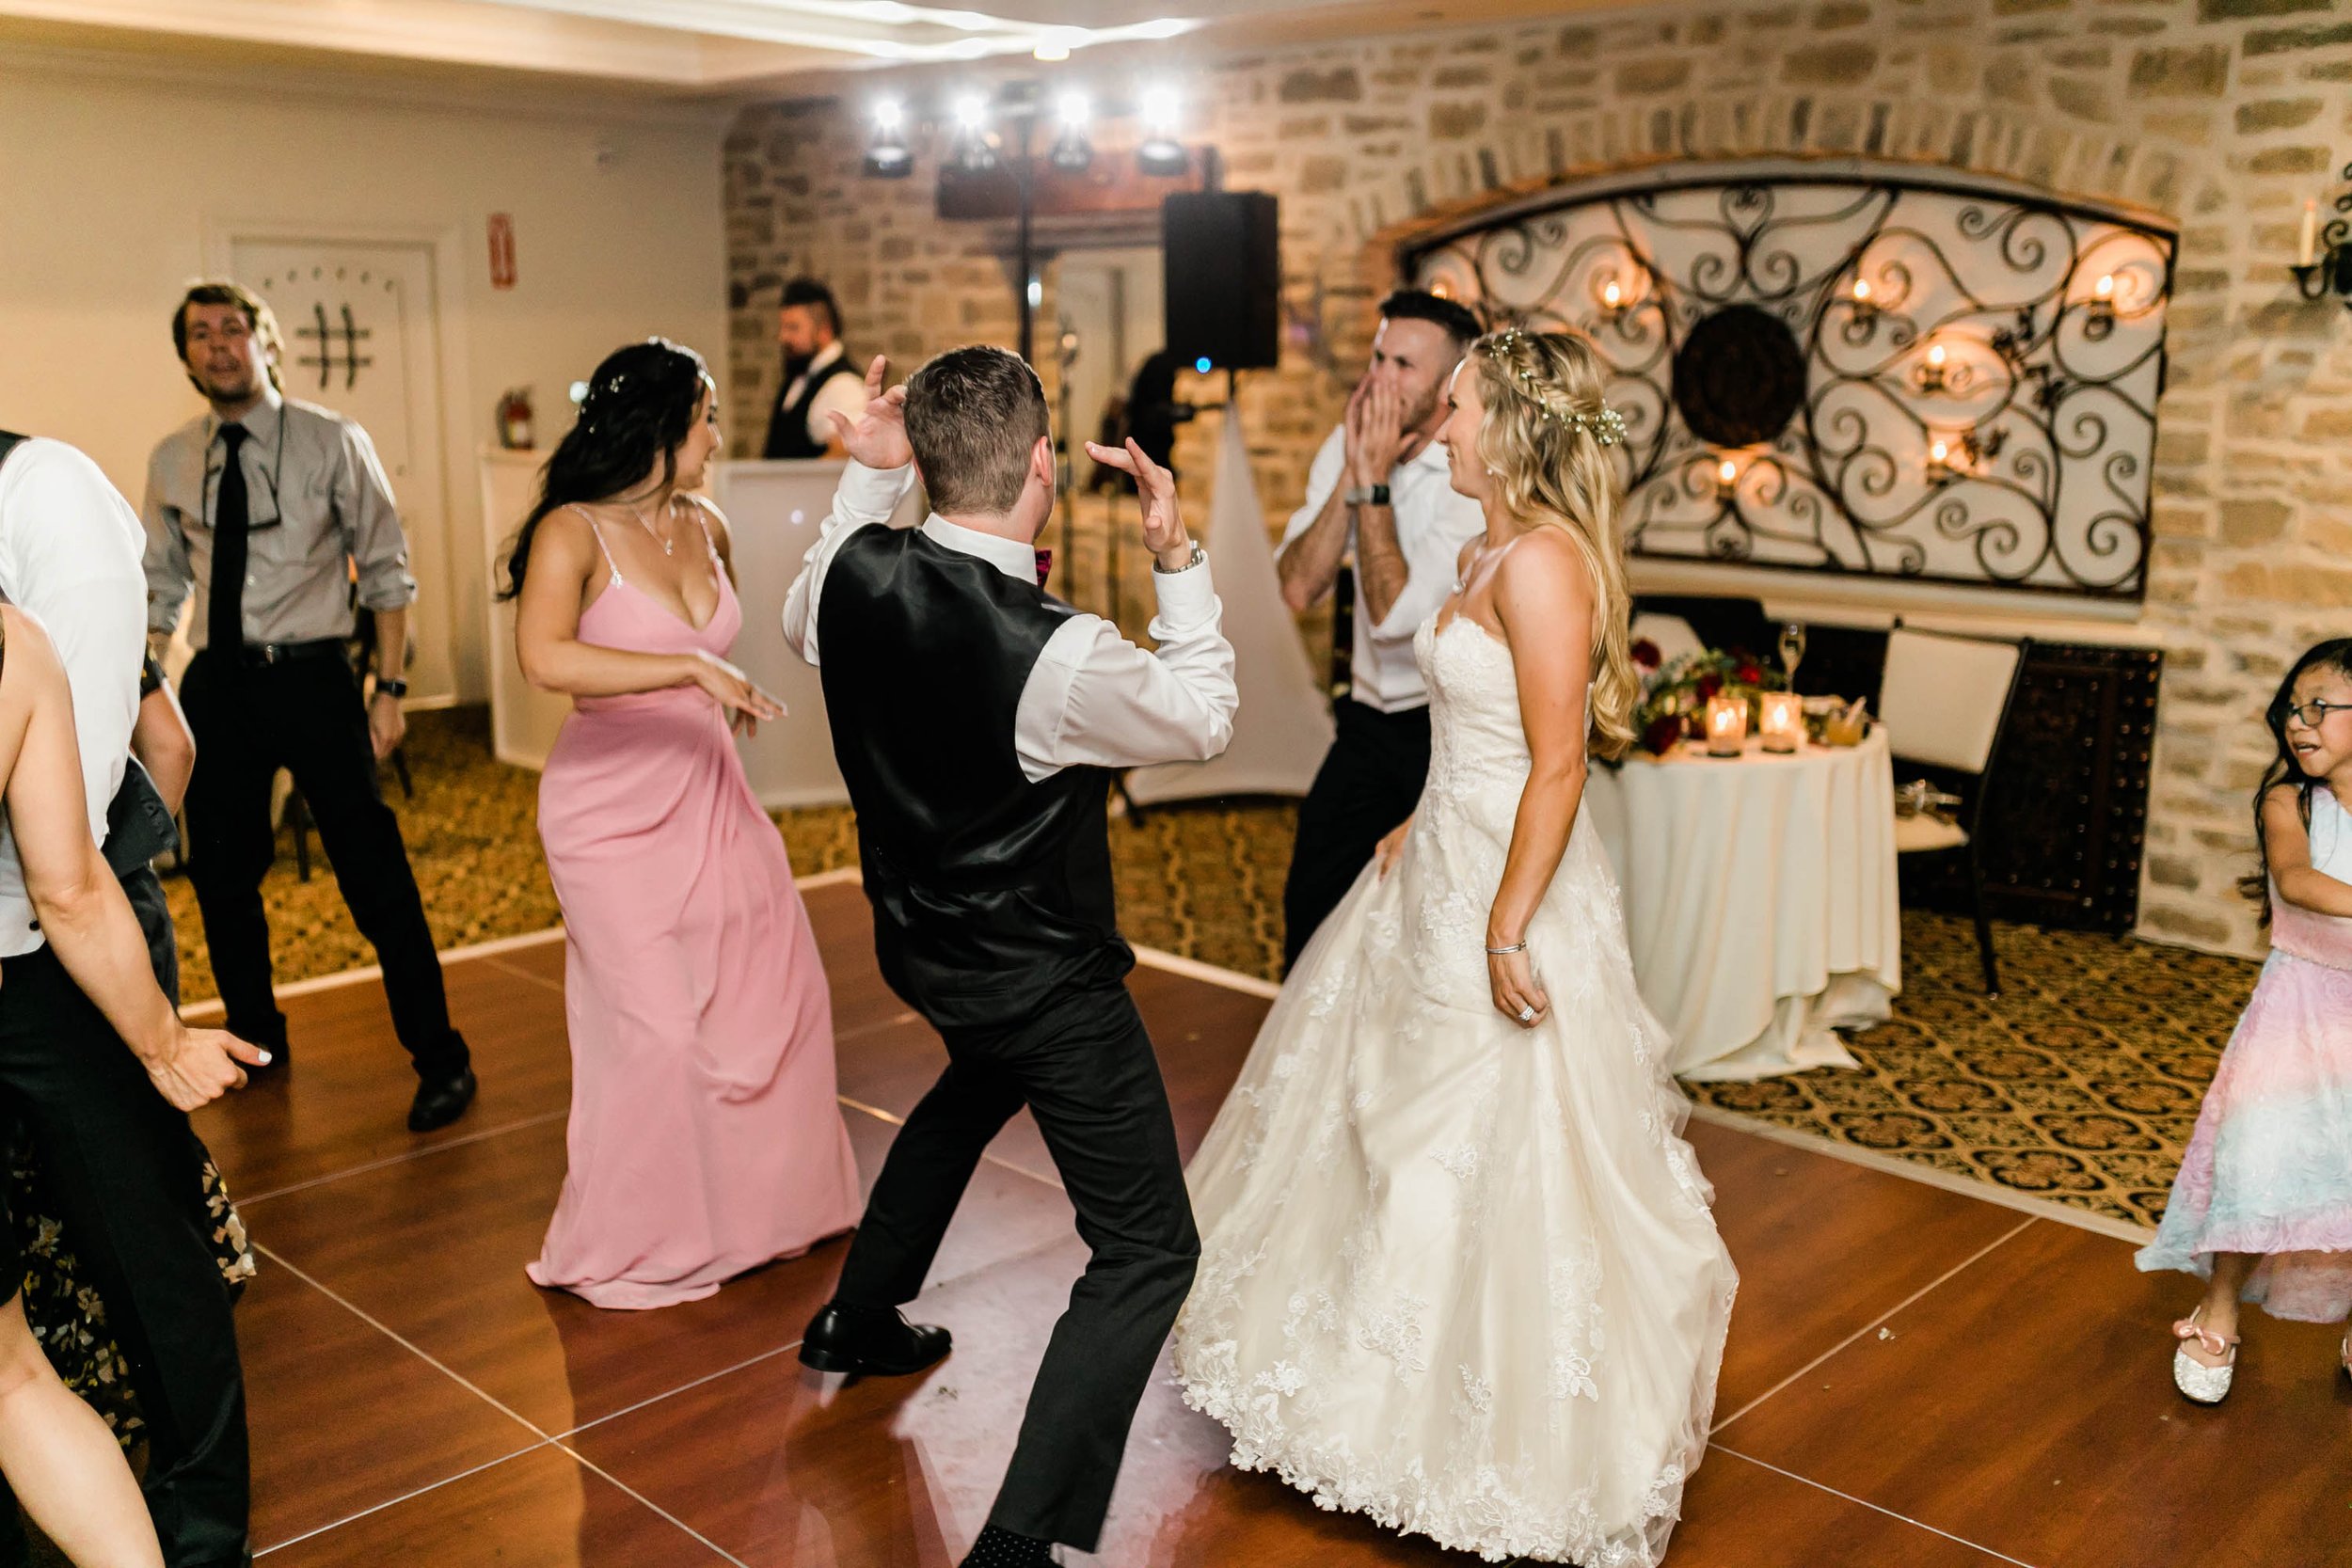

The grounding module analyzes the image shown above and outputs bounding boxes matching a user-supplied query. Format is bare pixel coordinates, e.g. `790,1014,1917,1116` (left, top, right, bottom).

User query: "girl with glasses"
2139,639,2352,1402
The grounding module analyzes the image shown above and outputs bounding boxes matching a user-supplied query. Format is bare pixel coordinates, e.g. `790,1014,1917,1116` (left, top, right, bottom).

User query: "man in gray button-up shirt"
141,280,476,1134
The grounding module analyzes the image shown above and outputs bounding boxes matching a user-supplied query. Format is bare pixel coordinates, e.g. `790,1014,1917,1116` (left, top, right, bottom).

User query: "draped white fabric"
1126,411,1334,804
1582,728,1901,1082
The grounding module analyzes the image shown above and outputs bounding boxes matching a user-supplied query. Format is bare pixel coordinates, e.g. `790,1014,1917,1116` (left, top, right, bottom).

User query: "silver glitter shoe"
2170,1313,2238,1405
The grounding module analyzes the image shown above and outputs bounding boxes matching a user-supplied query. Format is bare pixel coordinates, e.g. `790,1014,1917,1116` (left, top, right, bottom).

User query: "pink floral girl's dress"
2137,784,2352,1329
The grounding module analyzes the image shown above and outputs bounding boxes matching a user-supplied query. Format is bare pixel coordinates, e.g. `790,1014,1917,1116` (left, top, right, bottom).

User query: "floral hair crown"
1481,327,1626,447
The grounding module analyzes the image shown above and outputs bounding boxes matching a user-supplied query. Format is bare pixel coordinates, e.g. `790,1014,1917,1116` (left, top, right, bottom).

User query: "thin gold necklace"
625,492,675,557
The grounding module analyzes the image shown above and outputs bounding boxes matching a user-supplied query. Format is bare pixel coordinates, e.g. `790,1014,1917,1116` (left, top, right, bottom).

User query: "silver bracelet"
1485,941,1527,956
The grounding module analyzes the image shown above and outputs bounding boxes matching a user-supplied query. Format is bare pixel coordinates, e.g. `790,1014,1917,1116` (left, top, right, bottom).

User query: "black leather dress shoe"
799,1302,952,1376
407,1068,477,1132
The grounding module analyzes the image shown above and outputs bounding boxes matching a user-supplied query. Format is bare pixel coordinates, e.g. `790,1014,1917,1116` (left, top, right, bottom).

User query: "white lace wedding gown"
1173,613,1739,1566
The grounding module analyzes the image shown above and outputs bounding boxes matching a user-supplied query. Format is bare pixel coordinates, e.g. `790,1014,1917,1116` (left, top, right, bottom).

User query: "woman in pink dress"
504,338,859,1308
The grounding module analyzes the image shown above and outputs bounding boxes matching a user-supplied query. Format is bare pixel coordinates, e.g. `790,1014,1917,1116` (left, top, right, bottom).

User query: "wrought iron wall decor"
1410,173,2176,599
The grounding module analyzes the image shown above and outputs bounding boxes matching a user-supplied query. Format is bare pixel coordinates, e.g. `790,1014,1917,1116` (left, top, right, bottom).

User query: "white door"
228,240,455,705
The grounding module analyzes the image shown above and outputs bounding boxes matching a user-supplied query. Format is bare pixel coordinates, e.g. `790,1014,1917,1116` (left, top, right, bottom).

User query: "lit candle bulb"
1717,457,1738,495
2094,273,2115,301
1927,342,1947,369
1928,436,1951,479
1852,277,1872,304
2299,198,2320,268
1601,277,1624,310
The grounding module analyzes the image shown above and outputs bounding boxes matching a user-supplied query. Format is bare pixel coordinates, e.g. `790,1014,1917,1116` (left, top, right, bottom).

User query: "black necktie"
208,423,250,655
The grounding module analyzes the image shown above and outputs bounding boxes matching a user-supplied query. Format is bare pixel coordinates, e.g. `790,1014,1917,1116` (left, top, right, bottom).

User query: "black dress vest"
817,524,1132,1030
762,355,860,460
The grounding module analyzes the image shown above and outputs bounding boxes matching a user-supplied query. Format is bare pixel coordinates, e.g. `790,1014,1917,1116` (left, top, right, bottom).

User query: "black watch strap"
374,677,409,698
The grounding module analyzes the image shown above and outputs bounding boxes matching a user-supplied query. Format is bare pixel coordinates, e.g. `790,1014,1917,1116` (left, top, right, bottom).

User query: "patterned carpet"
179,707,2256,1232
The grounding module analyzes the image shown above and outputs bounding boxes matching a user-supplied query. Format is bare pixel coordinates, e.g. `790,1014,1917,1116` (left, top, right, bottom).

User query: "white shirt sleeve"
1012,561,1237,782
1367,482,1486,641
1278,426,1349,555
805,372,869,449
781,460,916,665
4,444,144,840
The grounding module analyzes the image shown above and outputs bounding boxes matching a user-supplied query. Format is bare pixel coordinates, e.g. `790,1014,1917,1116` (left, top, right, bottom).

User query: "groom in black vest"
782,349,1236,1566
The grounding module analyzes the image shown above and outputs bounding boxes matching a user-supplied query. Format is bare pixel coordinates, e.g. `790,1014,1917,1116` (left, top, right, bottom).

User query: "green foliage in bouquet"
1629,639,1788,756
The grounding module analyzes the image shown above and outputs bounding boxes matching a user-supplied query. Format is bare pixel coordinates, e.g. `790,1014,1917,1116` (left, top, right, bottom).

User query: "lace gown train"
1173,615,1738,1566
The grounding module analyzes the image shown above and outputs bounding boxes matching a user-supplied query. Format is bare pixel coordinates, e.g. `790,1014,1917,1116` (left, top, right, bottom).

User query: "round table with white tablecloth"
1581,726,1900,1082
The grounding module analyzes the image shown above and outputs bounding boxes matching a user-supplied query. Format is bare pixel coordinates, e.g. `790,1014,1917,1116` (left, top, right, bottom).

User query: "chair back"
1629,611,1704,669
1879,627,2026,775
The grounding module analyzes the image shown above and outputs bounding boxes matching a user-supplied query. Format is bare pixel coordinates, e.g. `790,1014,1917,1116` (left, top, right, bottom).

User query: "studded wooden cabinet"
1785,626,2163,932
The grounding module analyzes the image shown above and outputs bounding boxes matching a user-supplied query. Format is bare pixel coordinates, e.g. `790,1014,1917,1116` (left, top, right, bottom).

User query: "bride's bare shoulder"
1495,527,1595,599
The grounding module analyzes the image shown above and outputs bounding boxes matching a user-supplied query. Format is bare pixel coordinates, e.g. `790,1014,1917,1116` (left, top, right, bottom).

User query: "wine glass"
1778,621,1807,689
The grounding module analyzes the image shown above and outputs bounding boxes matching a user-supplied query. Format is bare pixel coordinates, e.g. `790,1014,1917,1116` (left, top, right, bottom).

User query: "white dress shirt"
783,462,1237,783
783,342,869,451
1279,426,1486,714
0,438,148,956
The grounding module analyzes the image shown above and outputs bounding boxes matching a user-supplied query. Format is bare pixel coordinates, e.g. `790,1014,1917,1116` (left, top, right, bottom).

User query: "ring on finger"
1515,1003,1536,1022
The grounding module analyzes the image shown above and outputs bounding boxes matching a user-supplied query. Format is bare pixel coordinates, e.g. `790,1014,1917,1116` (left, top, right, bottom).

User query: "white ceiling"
0,0,1613,94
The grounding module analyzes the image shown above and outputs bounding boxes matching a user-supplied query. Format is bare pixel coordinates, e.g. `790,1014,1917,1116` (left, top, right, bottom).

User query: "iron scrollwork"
1409,175,2176,599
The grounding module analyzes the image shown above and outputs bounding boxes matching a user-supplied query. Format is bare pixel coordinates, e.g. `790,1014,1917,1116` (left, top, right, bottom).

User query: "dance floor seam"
1706,1214,2038,1435
191,883,2338,1567
1700,1447,2042,1568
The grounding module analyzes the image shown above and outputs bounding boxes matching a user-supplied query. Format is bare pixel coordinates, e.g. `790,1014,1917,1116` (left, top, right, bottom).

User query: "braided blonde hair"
1469,326,1638,760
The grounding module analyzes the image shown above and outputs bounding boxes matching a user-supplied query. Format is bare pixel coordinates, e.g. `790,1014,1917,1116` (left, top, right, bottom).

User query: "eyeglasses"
2285,699,2352,728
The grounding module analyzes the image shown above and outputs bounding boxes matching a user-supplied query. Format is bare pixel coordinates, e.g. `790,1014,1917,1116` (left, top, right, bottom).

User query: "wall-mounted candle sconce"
2290,166,2352,314
1849,275,1877,325
1917,341,1947,393
1927,435,1953,483
1715,456,1739,499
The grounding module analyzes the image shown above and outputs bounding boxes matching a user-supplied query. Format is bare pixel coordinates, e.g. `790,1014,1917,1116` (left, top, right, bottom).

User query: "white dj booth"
477,452,923,810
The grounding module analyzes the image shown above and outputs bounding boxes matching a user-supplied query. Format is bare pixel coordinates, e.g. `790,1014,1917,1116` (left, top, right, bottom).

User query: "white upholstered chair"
1629,611,1705,670
1878,626,2030,996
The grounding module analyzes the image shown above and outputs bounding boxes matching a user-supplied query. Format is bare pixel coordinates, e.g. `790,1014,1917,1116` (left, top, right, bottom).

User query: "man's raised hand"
823,355,913,470
1083,437,1193,570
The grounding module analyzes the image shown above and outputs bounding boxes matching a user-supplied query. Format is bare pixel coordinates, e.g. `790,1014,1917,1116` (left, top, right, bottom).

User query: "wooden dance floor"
190,879,2346,1566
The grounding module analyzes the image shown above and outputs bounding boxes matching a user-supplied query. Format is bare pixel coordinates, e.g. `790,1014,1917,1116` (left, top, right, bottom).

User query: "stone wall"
723,0,2352,958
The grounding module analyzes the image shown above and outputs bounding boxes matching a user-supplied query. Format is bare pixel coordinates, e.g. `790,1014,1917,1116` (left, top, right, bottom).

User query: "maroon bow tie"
1034,549,1053,587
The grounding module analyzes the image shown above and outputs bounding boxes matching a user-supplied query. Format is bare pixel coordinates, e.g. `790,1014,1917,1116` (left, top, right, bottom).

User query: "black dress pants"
832,982,1200,1552
178,650,465,1077
1280,699,1433,972
0,947,249,1566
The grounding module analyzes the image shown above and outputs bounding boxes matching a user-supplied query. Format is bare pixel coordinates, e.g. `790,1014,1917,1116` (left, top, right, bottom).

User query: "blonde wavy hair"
1467,326,1638,760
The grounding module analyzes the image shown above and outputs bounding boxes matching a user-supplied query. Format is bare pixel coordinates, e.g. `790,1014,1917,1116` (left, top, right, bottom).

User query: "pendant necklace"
628,493,675,556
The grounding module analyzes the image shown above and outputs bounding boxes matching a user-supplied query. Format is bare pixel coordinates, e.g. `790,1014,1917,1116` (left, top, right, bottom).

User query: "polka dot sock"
961,1523,1056,1566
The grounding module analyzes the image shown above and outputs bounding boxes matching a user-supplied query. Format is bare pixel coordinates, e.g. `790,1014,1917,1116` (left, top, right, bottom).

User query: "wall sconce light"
1850,275,1877,325
864,98,914,179
1918,341,1947,393
1715,455,1739,499
2290,170,2352,312
948,93,997,171
1136,82,1188,176
1048,90,1093,172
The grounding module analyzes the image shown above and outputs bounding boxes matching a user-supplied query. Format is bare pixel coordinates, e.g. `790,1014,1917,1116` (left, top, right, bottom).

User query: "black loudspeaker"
1163,192,1280,372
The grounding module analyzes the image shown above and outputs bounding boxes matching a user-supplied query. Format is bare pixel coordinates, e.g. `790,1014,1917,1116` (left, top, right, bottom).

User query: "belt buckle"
257,643,280,666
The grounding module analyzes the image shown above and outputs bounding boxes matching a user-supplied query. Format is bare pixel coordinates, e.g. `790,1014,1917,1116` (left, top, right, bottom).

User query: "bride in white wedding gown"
1174,326,1737,1566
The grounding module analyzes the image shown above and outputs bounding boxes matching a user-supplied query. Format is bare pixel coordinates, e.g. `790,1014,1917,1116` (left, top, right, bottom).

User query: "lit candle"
1927,342,1947,369
1921,341,1947,390
1929,436,1951,474
1852,277,1872,305
1716,456,1738,497
2299,198,2320,268
1705,692,1749,757
1601,277,1624,309
2094,273,2115,301
1758,690,1804,753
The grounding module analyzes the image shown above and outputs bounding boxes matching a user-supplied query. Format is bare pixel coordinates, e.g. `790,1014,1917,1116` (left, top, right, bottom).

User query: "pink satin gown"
528,512,859,1308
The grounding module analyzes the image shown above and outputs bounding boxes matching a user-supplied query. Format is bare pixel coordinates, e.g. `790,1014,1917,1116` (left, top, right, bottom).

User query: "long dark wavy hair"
2240,638,2352,925
500,338,712,600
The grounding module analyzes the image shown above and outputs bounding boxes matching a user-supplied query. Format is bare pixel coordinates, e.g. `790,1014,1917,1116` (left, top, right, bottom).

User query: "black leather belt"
233,637,348,668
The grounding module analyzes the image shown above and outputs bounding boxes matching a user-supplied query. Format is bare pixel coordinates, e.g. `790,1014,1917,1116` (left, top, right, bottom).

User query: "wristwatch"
1343,483,1392,507
1152,538,1207,574
374,677,409,699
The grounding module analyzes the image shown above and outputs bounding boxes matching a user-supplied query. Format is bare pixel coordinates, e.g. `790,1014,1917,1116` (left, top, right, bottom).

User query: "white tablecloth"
1582,728,1900,1081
